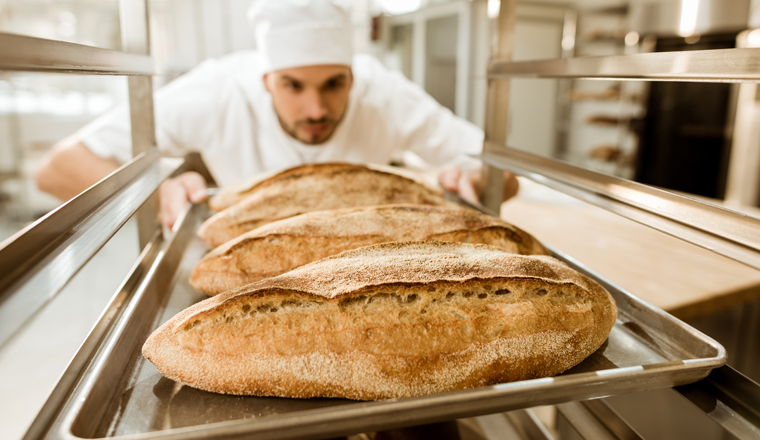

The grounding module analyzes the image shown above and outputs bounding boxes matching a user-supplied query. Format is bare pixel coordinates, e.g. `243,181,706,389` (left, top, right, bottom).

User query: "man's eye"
285,82,302,91
324,80,344,91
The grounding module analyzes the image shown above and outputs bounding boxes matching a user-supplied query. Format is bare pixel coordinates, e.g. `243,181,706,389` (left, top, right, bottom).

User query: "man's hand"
438,167,480,204
159,171,208,229
36,137,120,201
438,167,519,205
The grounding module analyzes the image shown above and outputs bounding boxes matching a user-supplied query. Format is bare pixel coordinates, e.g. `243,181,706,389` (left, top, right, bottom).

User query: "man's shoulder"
216,50,261,70
351,53,391,80
350,53,422,109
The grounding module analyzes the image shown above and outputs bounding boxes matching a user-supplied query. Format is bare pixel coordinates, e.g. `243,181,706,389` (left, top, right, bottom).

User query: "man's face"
263,64,353,145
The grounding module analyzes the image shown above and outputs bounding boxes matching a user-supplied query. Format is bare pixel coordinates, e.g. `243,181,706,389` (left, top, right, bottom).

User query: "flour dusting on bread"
144,242,617,400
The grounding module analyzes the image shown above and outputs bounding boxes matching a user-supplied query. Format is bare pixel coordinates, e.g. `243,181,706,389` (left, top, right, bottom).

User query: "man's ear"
262,73,272,93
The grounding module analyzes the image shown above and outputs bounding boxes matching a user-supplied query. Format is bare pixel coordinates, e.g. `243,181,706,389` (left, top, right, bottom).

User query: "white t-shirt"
81,51,484,187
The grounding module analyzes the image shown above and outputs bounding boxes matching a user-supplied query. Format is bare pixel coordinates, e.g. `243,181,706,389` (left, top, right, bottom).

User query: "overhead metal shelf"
477,143,760,272
488,47,760,83
0,32,153,75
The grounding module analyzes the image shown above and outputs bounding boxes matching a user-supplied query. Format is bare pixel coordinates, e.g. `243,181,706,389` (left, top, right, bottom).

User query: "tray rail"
0,0,759,438
26,202,725,440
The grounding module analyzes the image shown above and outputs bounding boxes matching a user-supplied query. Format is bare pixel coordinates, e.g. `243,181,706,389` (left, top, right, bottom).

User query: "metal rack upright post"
479,1,760,438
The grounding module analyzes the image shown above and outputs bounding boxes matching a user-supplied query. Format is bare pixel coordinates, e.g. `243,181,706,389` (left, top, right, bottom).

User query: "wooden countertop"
500,178,760,319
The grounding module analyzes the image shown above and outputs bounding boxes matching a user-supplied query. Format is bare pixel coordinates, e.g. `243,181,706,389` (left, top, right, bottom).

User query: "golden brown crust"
208,168,284,212
144,242,618,400
198,163,452,247
191,204,551,296
207,162,442,212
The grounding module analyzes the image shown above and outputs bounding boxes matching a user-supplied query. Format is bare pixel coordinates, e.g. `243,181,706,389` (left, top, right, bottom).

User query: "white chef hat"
249,0,354,74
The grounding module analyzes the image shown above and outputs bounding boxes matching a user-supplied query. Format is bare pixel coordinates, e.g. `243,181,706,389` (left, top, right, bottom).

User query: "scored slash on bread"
143,241,618,401
191,204,551,296
208,162,442,212
197,163,454,247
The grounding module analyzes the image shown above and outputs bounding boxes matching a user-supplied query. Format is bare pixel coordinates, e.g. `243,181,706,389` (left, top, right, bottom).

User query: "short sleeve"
359,57,484,172
79,105,133,164
80,58,229,164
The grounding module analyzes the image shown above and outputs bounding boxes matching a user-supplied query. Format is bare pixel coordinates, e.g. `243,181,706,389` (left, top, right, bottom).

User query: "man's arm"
36,135,207,228
35,134,120,201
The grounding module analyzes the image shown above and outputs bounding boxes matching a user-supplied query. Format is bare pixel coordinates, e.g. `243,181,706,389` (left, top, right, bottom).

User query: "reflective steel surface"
481,0,515,212
489,47,760,83
478,145,760,272
556,399,643,440
675,365,760,439
22,229,166,440
0,151,178,348
503,409,554,440
0,32,153,75
35,203,725,440
119,0,161,249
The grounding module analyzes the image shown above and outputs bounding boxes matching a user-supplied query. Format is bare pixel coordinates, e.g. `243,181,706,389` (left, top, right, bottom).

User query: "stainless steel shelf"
488,47,760,82
0,32,153,75
26,203,725,440
477,143,760,272
675,365,760,439
0,150,180,349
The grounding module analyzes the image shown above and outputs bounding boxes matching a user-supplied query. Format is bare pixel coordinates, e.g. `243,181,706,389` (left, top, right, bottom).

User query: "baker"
35,0,518,227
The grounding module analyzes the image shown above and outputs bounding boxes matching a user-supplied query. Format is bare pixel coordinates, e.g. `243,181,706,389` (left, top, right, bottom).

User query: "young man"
36,0,517,227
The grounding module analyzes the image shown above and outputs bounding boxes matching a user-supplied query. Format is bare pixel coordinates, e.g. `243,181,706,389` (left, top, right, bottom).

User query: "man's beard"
275,116,333,145
277,108,348,145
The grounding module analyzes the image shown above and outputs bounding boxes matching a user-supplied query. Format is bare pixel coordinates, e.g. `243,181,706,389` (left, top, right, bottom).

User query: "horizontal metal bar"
21,229,165,440
478,144,760,272
503,409,555,440
0,32,153,75
556,400,642,440
674,365,760,439
0,151,180,349
488,47,760,83
51,203,201,440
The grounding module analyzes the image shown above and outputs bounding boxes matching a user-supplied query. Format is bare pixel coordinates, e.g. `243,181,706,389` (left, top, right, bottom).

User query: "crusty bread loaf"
191,204,551,296
208,162,442,212
143,241,618,401
198,163,454,247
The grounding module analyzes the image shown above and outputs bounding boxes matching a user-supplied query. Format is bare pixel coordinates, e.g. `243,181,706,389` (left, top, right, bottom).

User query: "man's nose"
302,89,328,120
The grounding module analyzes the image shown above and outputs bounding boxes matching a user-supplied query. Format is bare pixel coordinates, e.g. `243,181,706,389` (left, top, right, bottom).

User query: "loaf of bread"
208,162,442,212
198,163,453,247
191,204,550,296
143,241,618,400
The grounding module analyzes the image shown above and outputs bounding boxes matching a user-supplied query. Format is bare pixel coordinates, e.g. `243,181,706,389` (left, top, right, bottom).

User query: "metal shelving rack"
480,0,760,438
0,1,177,345
0,2,186,438
0,0,759,439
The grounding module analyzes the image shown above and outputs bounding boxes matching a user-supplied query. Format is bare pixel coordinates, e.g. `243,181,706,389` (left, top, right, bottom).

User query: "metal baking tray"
46,201,725,440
